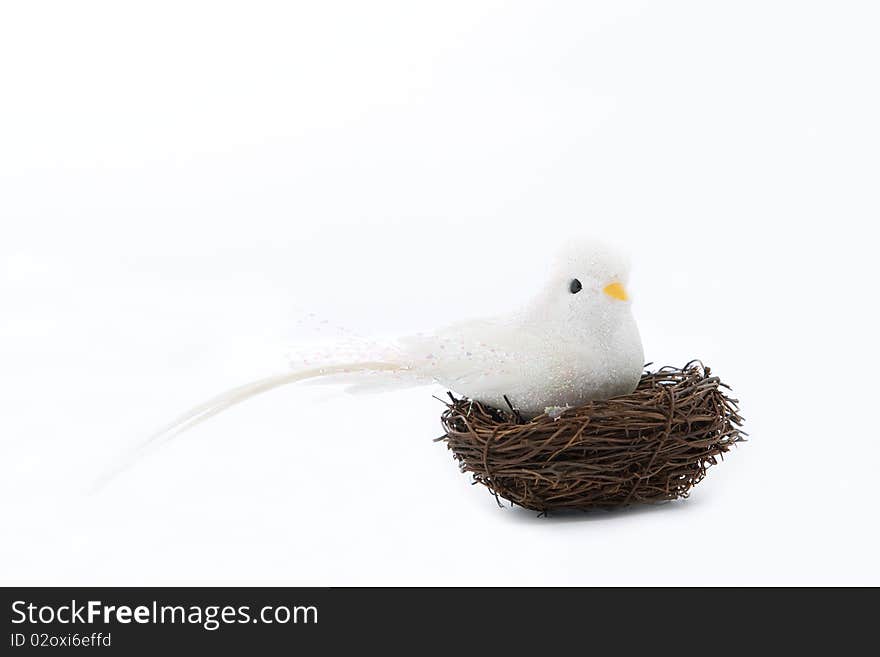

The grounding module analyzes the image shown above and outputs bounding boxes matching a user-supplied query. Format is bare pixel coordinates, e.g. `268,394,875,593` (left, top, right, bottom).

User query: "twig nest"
440,362,745,513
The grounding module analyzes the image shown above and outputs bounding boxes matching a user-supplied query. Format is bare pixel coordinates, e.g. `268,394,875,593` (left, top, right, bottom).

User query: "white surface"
1,1,878,586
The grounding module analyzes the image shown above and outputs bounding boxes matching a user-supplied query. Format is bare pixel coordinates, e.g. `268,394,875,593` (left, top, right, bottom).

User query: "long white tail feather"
94,361,405,489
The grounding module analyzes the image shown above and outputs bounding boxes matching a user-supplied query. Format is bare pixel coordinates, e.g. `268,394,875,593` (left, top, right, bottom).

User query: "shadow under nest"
439,361,745,513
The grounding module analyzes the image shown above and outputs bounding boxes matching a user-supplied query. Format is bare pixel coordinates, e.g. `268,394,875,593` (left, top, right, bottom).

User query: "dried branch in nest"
439,361,745,513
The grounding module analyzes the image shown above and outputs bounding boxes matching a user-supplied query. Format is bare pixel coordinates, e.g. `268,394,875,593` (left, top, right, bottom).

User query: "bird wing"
396,315,547,392
298,318,543,396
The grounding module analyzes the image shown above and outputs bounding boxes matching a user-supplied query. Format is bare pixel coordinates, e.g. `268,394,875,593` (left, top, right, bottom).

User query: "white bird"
101,239,643,483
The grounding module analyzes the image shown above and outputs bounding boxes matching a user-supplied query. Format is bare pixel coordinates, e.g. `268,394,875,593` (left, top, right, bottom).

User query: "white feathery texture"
103,239,643,484
215,238,643,416
362,238,645,414
278,239,644,415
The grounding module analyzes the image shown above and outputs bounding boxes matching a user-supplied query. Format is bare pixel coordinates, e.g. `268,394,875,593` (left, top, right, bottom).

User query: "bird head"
549,237,632,303
520,238,637,334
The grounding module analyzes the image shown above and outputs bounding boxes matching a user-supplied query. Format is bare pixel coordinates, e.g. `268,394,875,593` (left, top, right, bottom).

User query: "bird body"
389,304,643,415
339,239,645,415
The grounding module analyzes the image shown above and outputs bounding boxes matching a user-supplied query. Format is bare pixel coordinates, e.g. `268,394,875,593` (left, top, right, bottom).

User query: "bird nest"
439,362,745,513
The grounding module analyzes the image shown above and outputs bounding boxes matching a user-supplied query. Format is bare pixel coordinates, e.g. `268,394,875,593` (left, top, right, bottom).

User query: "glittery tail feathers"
94,361,406,489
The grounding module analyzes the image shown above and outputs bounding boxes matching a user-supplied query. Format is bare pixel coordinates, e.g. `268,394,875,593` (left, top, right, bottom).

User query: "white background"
2,1,878,586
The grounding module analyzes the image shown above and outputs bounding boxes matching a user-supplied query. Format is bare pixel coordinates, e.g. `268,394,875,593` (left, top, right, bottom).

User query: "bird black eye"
569,278,582,294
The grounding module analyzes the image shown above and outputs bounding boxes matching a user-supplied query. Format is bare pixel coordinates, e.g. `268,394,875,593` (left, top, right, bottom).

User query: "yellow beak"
603,282,629,301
